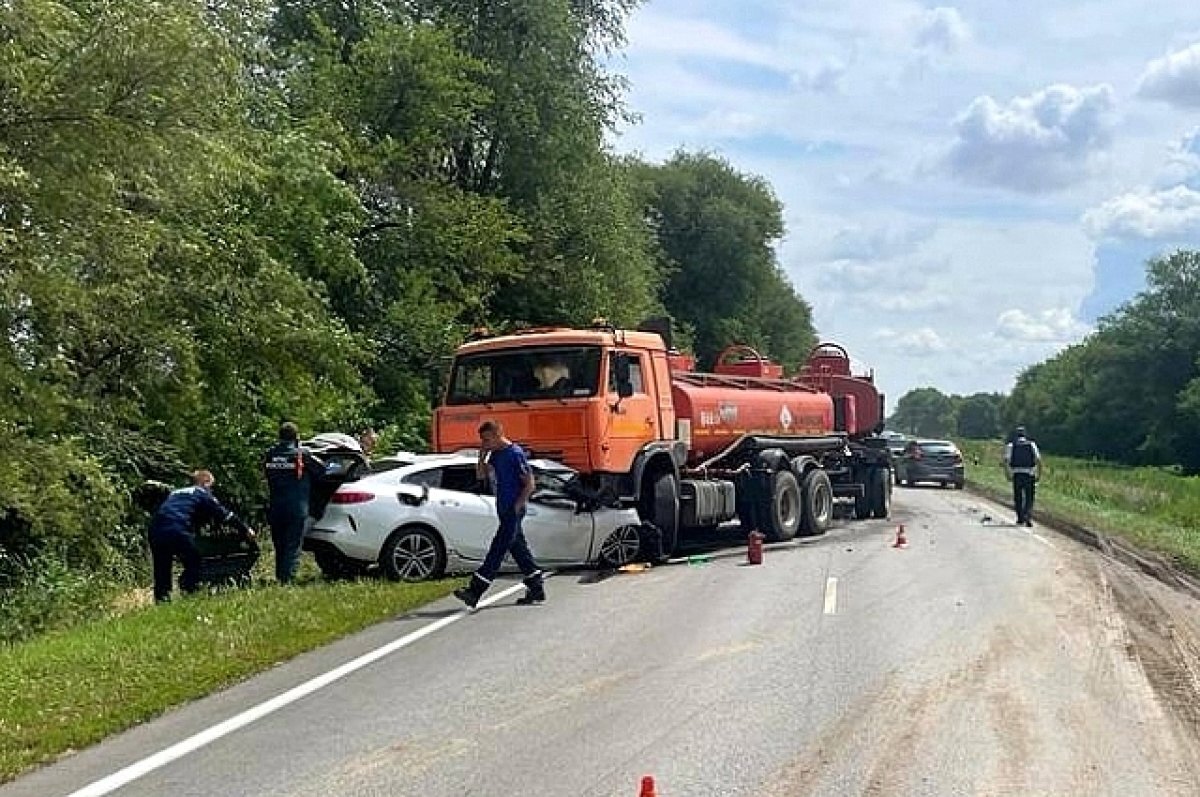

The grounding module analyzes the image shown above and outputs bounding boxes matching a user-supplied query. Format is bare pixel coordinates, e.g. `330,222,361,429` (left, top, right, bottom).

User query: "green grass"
0,577,460,783
957,439,1200,575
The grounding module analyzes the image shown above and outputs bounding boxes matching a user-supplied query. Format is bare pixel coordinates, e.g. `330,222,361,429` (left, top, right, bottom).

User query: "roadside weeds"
0,577,460,784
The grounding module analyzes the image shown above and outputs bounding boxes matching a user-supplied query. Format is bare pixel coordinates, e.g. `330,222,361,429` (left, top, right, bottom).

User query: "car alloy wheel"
598,524,642,568
383,529,443,581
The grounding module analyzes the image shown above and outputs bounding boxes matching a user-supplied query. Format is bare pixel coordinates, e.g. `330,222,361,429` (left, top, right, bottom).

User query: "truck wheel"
763,469,801,542
853,482,871,520
644,472,679,555
869,467,891,519
800,470,833,536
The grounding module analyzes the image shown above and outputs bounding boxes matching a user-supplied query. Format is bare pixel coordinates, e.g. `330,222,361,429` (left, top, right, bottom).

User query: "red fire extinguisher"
747,529,765,565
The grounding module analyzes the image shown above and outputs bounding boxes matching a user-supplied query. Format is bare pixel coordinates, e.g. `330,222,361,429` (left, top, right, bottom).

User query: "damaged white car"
302,450,648,581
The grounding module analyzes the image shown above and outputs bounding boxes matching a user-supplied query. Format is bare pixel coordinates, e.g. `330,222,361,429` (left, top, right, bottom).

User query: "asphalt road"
6,486,1200,797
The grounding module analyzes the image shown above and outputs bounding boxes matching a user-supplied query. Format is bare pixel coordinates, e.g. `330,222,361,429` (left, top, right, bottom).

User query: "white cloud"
1083,185,1200,240
814,255,948,294
681,109,765,138
1161,128,1200,185
791,60,848,93
1138,42,1200,108
913,7,971,54
786,216,1096,398
623,9,777,67
871,293,954,312
995,308,1091,342
875,327,950,354
945,83,1116,192
825,222,936,261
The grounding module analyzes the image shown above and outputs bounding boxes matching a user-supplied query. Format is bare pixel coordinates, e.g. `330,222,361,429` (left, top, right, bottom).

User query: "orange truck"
433,319,892,553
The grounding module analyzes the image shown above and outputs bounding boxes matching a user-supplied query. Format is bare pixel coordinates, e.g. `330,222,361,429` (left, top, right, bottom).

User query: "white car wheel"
381,527,446,582
598,524,642,568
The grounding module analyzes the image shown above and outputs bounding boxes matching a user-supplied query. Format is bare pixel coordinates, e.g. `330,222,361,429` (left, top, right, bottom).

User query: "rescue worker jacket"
150,486,249,538
263,441,326,516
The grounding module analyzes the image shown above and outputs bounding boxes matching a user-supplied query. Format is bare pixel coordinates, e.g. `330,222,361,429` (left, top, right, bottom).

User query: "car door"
604,349,660,472
521,495,595,565
403,464,496,560
517,466,596,565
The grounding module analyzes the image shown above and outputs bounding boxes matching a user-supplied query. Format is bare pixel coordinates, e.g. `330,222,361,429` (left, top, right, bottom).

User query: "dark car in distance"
895,439,965,489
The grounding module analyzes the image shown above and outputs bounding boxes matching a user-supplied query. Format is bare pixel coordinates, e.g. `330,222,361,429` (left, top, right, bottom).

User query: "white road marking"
824,577,838,615
65,579,535,797
1029,531,1056,548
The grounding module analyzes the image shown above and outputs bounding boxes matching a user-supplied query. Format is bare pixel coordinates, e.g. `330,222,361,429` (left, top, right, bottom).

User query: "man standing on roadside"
149,470,254,603
1004,426,1042,527
454,419,546,608
263,422,326,584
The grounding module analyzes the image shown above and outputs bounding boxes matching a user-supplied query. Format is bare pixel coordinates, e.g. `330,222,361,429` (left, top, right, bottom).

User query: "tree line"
889,250,1200,475
0,0,815,602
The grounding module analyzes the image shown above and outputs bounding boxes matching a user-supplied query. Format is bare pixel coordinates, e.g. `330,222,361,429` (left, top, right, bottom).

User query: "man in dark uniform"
1004,426,1043,527
454,419,546,608
149,470,254,603
263,422,326,583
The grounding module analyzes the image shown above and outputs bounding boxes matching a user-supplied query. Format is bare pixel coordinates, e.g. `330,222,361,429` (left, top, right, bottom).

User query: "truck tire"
644,472,679,555
763,469,801,542
800,470,833,536
853,481,871,520
869,467,891,519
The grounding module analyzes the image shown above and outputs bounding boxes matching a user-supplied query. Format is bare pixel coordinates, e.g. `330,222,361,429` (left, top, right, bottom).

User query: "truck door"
606,349,659,469
648,350,675,440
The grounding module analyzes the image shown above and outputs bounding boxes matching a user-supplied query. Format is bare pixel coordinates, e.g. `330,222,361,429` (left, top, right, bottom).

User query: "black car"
895,439,965,488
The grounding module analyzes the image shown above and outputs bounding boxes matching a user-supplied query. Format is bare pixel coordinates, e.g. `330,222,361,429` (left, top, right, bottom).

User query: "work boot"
515,572,546,605
454,574,489,609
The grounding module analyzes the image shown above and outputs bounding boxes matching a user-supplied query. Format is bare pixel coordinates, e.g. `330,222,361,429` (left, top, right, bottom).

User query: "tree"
889,388,956,437
629,152,816,369
955,393,1005,439
269,0,661,426
1006,249,1200,471
1,0,368,573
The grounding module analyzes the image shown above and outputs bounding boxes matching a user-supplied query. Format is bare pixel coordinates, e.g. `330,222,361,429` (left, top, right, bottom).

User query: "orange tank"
672,374,835,465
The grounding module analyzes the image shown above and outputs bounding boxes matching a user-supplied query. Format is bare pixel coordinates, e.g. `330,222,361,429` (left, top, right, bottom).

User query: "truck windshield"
446,346,602,405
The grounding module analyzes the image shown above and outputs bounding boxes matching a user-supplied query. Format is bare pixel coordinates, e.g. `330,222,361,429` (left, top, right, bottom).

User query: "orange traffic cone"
639,775,658,797
893,524,908,548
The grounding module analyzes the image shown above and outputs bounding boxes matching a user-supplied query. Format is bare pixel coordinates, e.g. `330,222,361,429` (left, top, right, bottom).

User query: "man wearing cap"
148,470,254,603
1004,426,1042,527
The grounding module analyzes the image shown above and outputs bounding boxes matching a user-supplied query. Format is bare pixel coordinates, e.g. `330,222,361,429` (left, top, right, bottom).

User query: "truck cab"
432,326,679,479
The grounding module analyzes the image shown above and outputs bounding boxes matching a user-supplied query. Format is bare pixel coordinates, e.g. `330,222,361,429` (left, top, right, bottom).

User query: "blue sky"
607,0,1200,405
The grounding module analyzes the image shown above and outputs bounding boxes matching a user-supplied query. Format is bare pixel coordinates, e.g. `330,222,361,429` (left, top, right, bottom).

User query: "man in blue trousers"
454,419,546,608
149,470,254,603
263,422,326,583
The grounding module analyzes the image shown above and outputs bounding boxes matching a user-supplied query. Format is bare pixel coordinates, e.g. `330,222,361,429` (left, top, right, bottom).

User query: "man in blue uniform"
149,470,254,603
1004,426,1043,527
454,419,546,608
263,422,326,583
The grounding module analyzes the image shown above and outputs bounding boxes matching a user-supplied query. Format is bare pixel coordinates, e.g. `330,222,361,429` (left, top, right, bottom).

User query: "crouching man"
149,470,254,603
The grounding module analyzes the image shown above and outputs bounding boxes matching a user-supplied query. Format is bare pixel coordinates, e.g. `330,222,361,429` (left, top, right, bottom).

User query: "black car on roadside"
895,439,965,489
